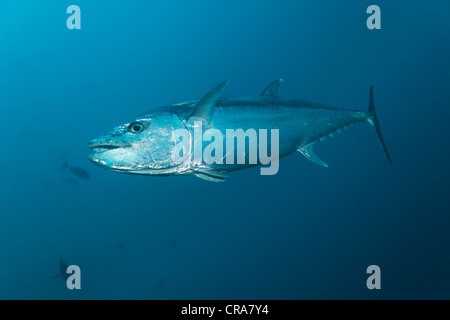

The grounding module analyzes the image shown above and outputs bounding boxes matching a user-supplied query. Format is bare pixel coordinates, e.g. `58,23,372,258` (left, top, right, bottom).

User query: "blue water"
0,0,449,300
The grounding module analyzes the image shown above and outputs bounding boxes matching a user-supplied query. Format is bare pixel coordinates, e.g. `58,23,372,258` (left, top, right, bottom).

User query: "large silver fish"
88,80,391,182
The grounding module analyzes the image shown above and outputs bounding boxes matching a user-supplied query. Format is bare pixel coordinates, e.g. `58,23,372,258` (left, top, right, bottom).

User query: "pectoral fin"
298,145,328,168
194,169,227,182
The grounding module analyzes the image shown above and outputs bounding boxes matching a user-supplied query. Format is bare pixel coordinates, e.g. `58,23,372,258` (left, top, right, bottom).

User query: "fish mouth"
88,141,130,153
88,140,134,170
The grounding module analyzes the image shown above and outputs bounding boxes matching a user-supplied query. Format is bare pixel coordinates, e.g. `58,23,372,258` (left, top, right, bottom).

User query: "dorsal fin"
261,79,283,97
188,81,228,121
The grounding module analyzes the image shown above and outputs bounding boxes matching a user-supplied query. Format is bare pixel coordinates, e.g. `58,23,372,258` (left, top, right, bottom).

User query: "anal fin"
298,145,328,168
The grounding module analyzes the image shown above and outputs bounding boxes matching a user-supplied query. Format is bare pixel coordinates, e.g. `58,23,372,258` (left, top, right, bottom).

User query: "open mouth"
88,141,128,153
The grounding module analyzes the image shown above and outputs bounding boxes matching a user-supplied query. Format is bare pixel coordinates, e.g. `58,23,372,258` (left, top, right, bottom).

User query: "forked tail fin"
367,86,392,164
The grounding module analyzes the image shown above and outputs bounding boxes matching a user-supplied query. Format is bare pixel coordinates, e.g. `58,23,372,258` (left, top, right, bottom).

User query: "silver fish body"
88,80,391,182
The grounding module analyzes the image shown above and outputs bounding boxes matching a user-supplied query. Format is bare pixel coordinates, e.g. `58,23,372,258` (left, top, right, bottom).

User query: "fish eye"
128,122,144,134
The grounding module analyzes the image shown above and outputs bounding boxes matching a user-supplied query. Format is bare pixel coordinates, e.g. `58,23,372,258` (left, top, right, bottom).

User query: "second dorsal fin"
261,79,283,97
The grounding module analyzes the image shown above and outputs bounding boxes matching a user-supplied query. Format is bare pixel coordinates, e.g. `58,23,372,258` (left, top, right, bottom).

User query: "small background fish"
61,161,90,180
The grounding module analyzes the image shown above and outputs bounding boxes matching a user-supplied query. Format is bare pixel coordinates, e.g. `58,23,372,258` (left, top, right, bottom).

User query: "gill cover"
142,113,189,169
